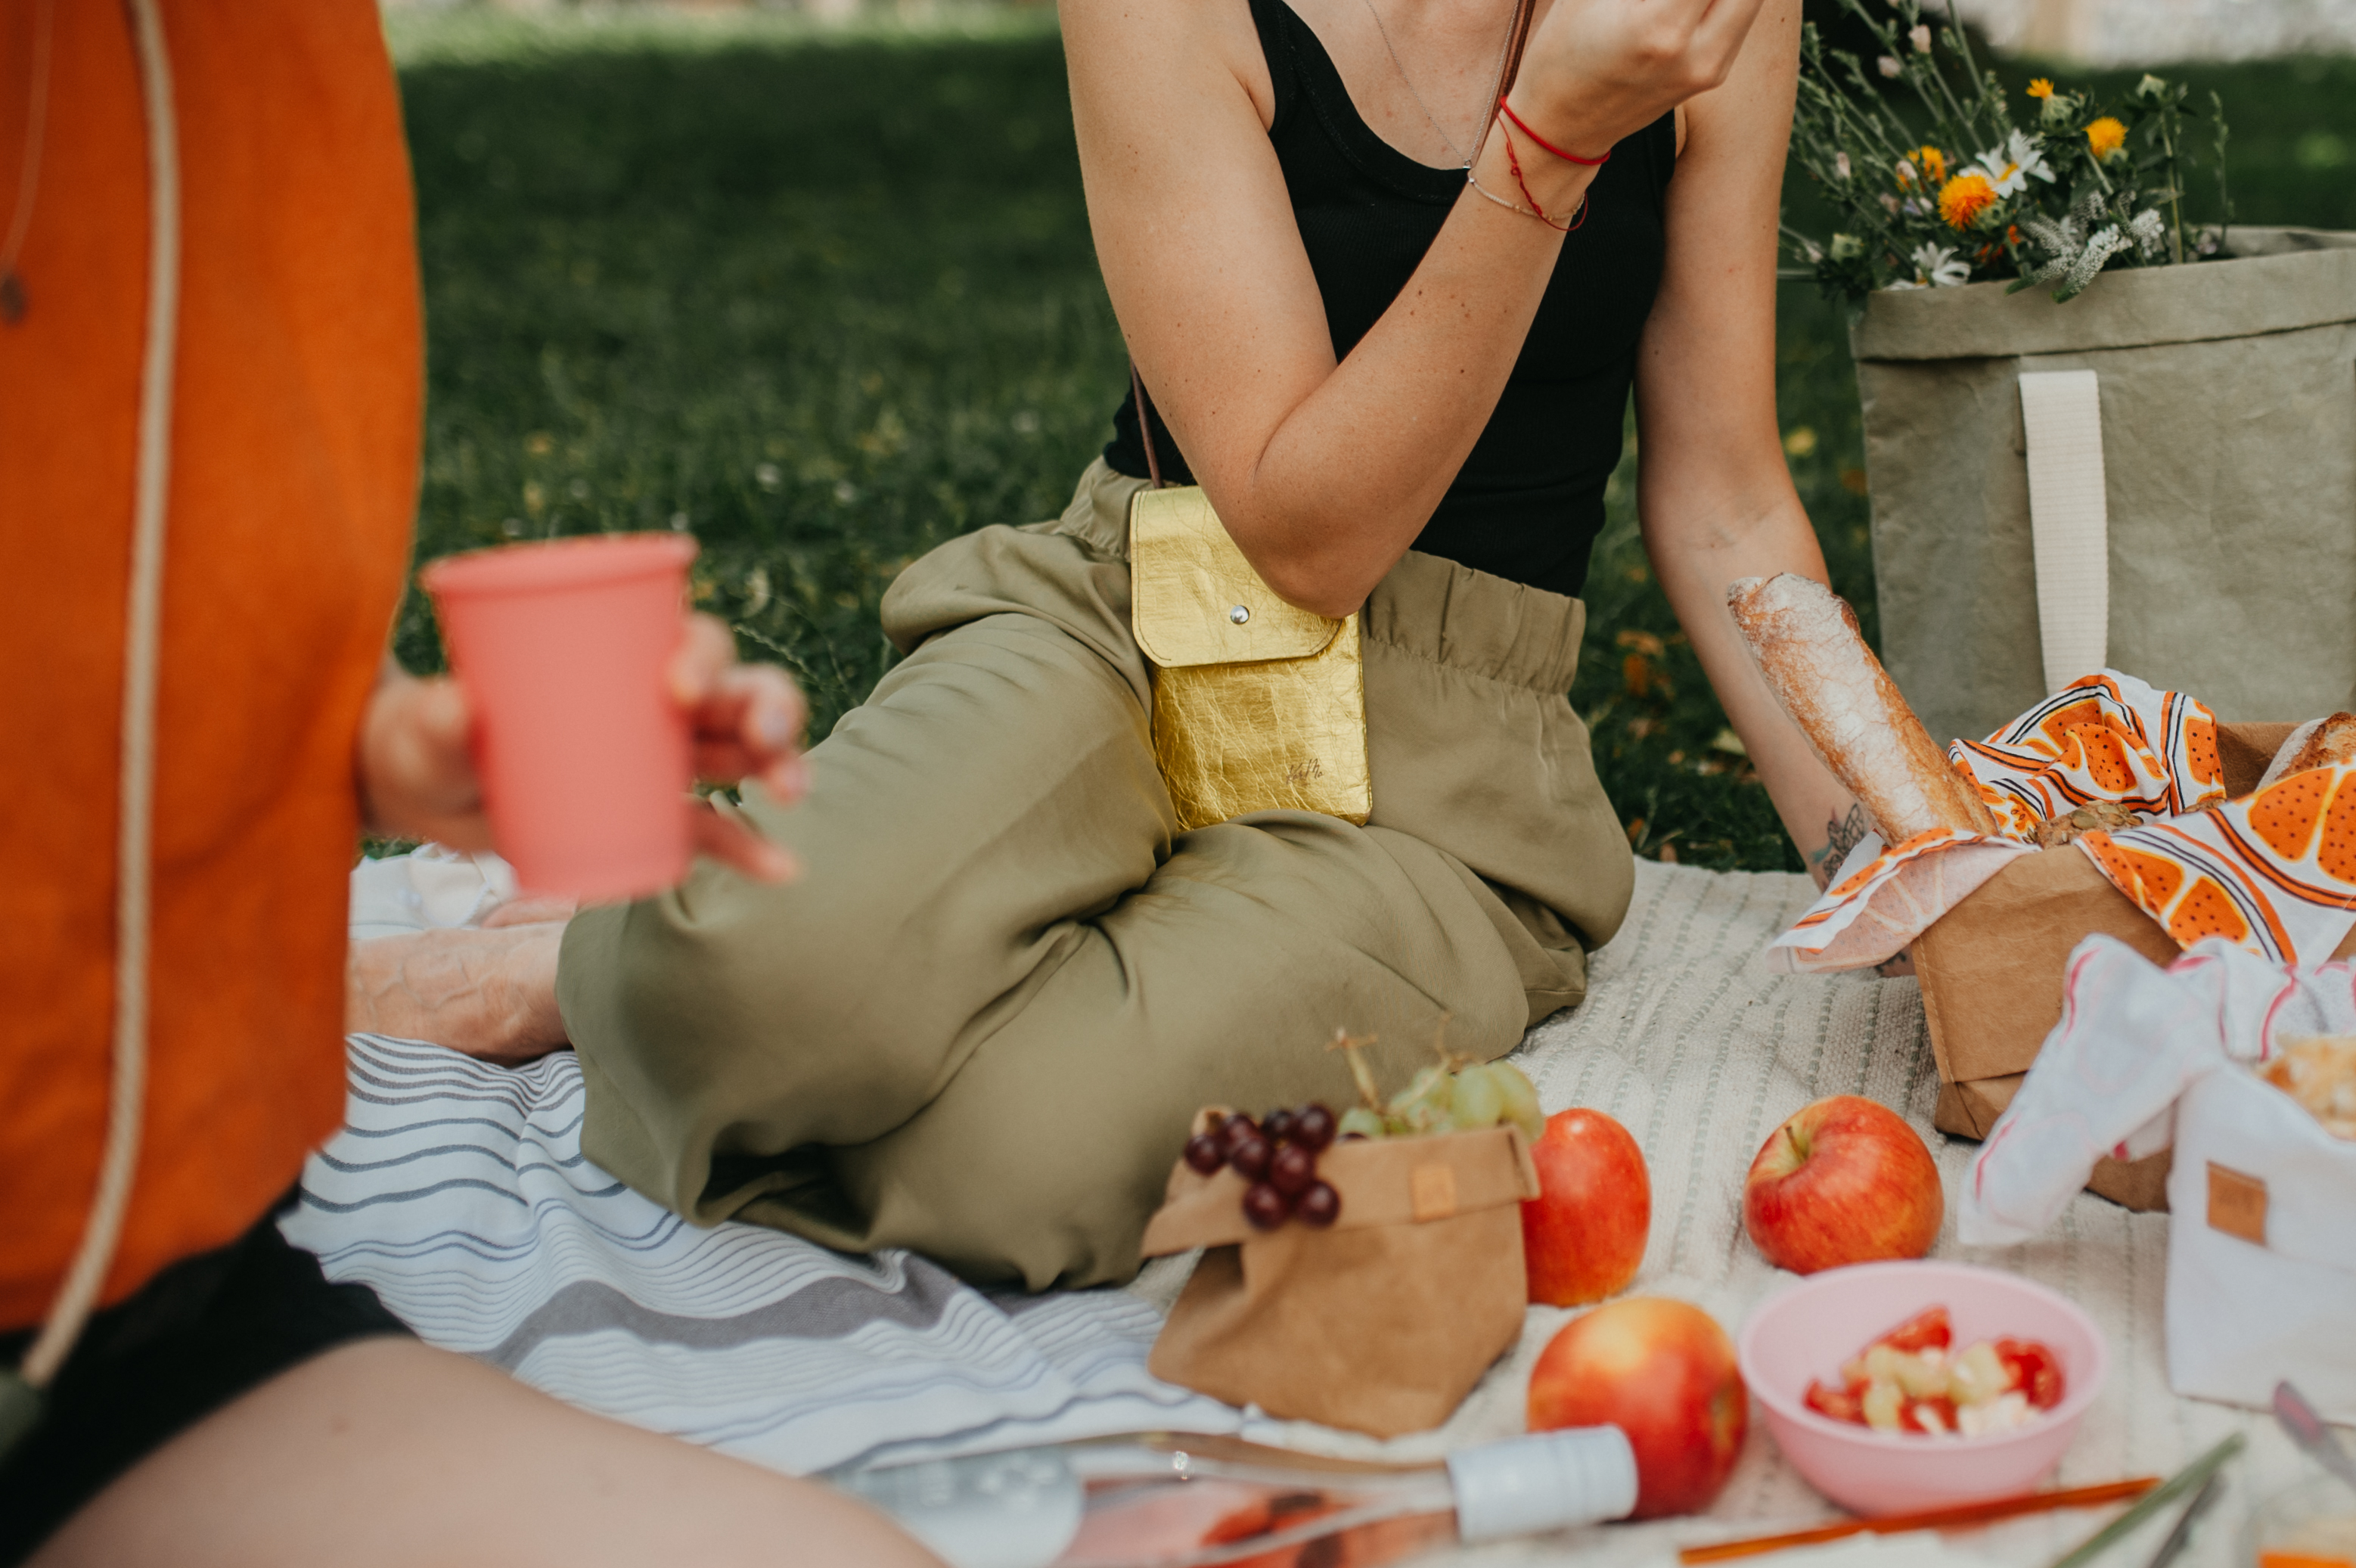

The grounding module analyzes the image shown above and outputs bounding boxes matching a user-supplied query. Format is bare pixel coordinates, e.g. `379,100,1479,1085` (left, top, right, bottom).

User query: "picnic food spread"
1802,1307,2066,1439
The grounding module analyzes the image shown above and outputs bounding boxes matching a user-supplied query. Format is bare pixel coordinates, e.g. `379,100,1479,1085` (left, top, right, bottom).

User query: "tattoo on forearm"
1808,805,1872,887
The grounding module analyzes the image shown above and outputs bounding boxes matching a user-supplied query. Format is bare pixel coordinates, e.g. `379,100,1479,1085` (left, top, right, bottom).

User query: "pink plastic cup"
420,533,699,902
1737,1259,2108,1517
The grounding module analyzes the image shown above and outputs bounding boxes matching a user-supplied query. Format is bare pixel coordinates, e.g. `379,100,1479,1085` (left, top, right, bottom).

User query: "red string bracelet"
1485,116,1588,233
1497,97,1611,167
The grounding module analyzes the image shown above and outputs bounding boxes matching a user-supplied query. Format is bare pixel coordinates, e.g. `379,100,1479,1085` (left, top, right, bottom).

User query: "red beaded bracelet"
1497,98,1611,167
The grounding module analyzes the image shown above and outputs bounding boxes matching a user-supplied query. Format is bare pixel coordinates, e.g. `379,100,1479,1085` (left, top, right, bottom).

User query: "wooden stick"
1678,1478,2162,1565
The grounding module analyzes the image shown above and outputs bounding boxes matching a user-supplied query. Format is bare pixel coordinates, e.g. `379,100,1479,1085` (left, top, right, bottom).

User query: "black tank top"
1102,0,1676,601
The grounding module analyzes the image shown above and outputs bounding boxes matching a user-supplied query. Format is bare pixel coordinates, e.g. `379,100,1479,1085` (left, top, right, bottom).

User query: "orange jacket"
0,0,420,1329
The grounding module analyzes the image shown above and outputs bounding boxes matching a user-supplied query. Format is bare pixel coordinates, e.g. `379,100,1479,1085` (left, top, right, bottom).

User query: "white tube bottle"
830,1425,1640,1568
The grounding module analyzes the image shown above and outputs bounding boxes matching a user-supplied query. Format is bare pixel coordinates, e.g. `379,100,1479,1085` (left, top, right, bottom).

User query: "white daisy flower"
1911,243,1970,287
1974,130,2055,197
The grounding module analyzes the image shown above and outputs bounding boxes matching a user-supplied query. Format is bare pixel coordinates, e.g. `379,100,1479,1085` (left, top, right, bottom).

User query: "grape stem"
1325,1028,1386,1110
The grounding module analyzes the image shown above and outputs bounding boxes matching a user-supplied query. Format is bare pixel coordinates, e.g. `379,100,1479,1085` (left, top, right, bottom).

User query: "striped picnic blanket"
307,855,2310,1564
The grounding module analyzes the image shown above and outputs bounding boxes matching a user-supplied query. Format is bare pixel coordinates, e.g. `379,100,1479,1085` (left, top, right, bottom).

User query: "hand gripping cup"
420,533,699,902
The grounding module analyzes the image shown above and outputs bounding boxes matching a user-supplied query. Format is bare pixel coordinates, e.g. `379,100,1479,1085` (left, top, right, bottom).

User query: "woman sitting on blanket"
362,0,1870,1292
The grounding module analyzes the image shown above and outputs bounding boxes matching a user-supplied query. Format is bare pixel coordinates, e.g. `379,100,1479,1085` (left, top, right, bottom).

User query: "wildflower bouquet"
1786,0,2232,302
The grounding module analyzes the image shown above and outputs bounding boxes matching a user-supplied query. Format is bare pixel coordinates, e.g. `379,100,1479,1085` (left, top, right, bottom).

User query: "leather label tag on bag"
1410,1163,1458,1222
2205,1161,2268,1246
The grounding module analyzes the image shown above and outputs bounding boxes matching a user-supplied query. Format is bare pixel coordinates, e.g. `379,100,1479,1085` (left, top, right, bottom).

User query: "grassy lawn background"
389,10,2356,874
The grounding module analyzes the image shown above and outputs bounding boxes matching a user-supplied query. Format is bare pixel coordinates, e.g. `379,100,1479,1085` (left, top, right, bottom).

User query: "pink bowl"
1737,1260,2107,1517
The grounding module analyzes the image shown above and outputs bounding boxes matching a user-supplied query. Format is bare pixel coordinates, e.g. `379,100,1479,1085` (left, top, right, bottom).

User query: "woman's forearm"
1644,484,1866,883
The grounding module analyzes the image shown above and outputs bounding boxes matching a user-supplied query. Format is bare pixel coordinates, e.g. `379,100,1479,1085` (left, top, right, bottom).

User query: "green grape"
1336,1106,1389,1141
1491,1060,1545,1140
1447,1063,1507,1131
1385,1063,1454,1132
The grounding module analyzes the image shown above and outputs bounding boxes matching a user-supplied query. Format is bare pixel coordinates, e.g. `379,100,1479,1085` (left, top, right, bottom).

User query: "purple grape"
1183,1132,1225,1175
1293,1104,1336,1151
1261,1107,1298,1145
1217,1114,1261,1159
1268,1141,1316,1197
1296,1181,1342,1228
1229,1134,1273,1181
1242,1181,1293,1229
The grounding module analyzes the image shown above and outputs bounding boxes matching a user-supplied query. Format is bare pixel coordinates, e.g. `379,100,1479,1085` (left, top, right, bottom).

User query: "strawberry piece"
1994,1339,2065,1410
1874,1306,1952,1355
1805,1379,1866,1424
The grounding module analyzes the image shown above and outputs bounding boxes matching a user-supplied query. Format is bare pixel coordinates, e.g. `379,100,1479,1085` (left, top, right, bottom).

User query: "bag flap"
1852,243,2356,363
1129,486,1341,668
1138,1122,1539,1256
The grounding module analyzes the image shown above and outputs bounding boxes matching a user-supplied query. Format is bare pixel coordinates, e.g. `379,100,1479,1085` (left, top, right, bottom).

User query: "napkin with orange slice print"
1768,672,2356,972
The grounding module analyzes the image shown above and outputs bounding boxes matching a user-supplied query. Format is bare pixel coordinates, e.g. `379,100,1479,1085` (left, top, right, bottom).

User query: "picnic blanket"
311,853,2320,1566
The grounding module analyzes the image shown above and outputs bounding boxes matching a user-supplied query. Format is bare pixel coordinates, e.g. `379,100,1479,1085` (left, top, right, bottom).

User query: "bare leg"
346,924,569,1064
34,1338,939,1568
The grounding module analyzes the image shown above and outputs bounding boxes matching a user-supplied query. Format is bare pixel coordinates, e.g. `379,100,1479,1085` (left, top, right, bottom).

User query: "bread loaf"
2258,712,2356,790
1727,573,1997,843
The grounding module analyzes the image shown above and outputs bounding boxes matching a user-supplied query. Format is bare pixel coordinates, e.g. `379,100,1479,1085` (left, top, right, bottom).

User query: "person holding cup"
0,2,933,1560
405,0,1870,1293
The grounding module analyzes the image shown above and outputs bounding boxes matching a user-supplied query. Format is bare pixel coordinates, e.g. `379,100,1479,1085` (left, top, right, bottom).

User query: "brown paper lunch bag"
1138,1117,1540,1438
1850,228,2356,748
1915,721,2356,1214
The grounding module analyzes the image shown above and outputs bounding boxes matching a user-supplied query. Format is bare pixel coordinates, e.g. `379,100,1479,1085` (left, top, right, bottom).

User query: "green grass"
391,13,2356,875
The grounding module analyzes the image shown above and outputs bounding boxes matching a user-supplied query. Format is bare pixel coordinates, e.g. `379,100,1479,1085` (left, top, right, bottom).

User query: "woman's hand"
1510,0,1771,161
356,613,810,882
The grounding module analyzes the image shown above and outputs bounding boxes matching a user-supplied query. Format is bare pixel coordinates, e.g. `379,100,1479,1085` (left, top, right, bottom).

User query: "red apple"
1521,1108,1650,1306
1742,1094,1943,1275
1526,1297,1747,1519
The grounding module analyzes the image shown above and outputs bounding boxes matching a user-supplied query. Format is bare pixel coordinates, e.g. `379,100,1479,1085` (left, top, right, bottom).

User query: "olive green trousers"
557,461,1634,1290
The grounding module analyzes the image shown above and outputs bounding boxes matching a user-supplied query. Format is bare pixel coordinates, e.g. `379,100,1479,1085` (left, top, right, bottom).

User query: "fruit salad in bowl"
1739,1261,2106,1515
1802,1304,2067,1438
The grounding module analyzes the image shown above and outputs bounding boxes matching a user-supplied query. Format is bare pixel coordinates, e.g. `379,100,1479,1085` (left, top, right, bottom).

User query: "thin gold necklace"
1355,0,1515,168
1,0,58,325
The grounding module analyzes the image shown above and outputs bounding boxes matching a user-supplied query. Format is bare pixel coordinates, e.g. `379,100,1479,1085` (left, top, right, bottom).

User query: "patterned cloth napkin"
1767,672,2356,972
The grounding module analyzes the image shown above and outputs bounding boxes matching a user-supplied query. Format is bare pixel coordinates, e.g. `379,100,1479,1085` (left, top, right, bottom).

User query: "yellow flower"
1913,145,1948,184
2027,78,2055,99
1938,171,1999,229
2085,116,2127,161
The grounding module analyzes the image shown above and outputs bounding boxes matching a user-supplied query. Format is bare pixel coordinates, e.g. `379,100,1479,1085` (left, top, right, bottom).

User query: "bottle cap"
1447,1426,1639,1542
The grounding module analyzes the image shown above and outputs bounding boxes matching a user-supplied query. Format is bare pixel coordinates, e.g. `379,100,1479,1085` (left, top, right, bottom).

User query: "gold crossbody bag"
1126,370,1370,832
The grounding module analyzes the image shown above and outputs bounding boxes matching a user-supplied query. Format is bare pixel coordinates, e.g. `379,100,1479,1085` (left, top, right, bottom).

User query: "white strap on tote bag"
2019,369,2110,697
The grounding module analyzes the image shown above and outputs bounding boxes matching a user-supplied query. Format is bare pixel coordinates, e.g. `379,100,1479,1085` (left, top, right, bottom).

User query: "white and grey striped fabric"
284,1032,1242,1475
312,856,2308,1566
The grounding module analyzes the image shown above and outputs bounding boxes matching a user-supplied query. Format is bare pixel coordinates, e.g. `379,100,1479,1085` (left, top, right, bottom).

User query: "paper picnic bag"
1851,228,2356,747
1917,719,2356,1210
2165,1064,2356,1420
1139,1118,1539,1437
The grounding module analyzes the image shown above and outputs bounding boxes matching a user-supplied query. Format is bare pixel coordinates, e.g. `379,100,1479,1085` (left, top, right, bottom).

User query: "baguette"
2258,712,2356,791
1727,573,1997,843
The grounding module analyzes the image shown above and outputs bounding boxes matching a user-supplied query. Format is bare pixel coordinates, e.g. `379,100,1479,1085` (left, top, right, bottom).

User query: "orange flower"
1899,144,1948,185
2085,116,2127,161
2027,78,2055,99
1937,171,1998,229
